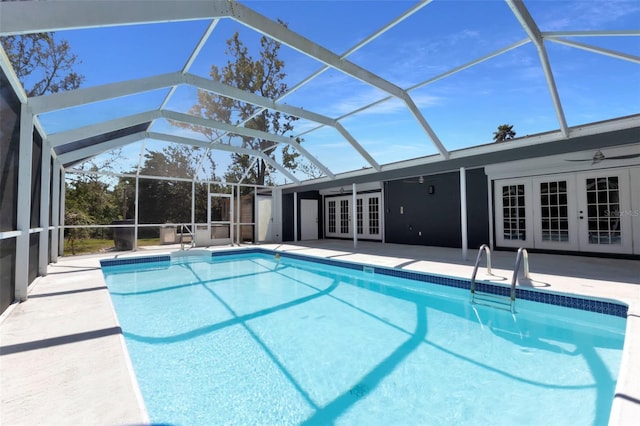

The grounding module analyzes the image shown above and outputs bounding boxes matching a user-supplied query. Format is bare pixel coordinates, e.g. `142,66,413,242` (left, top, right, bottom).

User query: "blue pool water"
102,252,626,426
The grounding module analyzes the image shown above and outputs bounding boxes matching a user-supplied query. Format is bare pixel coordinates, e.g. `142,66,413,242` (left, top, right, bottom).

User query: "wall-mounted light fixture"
428,185,435,194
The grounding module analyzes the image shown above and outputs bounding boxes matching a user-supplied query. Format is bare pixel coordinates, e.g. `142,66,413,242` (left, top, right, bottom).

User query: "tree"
64,170,119,252
1,33,84,96
177,26,304,185
493,124,516,142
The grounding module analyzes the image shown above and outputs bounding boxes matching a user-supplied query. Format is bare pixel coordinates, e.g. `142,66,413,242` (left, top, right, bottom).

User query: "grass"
63,238,161,256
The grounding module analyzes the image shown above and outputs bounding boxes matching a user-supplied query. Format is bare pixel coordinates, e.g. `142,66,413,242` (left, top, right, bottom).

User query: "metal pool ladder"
179,224,195,250
470,246,529,313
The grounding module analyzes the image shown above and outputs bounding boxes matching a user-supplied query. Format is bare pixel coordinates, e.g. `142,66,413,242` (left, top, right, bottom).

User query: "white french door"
576,171,632,254
355,194,382,240
325,193,382,240
495,169,635,254
532,175,579,251
495,178,534,248
632,168,640,255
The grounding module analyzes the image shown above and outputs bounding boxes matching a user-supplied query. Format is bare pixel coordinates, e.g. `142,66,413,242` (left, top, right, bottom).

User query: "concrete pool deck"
1,241,638,425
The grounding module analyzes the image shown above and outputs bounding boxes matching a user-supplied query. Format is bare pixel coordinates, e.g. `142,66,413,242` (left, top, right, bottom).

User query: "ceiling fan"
327,186,352,194
565,149,640,165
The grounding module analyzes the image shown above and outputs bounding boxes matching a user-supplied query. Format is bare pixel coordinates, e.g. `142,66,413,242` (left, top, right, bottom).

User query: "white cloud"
541,0,640,31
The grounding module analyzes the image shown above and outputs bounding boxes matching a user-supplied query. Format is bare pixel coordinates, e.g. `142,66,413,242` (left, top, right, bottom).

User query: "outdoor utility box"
112,219,134,250
160,226,177,244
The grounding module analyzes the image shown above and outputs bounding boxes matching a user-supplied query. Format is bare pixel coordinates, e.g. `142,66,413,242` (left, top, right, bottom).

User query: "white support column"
38,145,51,275
381,182,386,244
191,180,196,235
134,176,139,250
293,192,298,242
51,161,61,262
352,183,358,249
58,169,66,256
236,184,241,245
460,167,468,260
207,183,211,239
253,186,258,243
15,104,33,301
487,174,494,250
229,186,235,246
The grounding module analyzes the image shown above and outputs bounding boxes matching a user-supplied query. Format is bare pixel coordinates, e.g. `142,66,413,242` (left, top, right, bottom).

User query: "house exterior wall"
281,191,322,242
384,168,488,248
282,193,294,241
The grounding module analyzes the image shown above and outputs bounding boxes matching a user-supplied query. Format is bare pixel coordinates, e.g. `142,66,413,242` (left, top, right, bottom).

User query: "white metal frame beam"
147,132,300,184
57,132,147,165
30,71,369,175
28,72,182,115
157,19,220,112
184,74,378,171
48,110,162,147
48,107,329,181
0,0,232,35
505,0,568,137
544,38,640,64
237,0,435,143
152,18,220,178
227,1,448,157
161,110,334,179
5,0,448,163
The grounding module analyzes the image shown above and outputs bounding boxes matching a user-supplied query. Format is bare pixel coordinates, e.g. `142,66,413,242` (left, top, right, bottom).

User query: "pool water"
102,253,626,425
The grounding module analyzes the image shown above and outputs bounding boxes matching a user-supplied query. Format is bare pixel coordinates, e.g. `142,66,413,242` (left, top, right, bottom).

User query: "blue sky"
34,0,640,182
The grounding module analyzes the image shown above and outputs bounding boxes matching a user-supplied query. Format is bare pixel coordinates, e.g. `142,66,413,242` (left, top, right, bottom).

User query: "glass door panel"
325,196,351,238
495,179,533,248
533,176,578,250
577,171,632,253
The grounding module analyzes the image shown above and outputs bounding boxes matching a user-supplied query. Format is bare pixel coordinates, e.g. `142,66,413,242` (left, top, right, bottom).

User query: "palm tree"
493,124,516,142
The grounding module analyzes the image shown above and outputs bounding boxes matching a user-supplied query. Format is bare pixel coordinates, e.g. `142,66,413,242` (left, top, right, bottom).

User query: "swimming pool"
101,250,626,425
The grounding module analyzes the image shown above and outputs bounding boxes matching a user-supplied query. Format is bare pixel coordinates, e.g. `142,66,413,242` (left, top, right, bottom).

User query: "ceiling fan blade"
564,159,592,162
607,154,640,160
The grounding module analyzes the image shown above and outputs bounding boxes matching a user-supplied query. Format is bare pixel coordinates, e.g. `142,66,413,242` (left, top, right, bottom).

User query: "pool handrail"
510,247,530,301
470,244,492,296
179,224,195,250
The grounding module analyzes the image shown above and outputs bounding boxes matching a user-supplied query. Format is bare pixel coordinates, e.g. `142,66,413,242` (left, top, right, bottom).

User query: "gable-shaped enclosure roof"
1,0,638,186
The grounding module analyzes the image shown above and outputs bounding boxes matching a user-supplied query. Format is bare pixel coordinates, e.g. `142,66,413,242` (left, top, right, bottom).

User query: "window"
340,199,349,234
540,181,569,242
328,200,336,233
356,198,363,234
586,177,621,245
502,184,526,240
368,197,379,235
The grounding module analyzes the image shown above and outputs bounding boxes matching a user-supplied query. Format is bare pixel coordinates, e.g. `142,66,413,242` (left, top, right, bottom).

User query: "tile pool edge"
100,247,628,318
